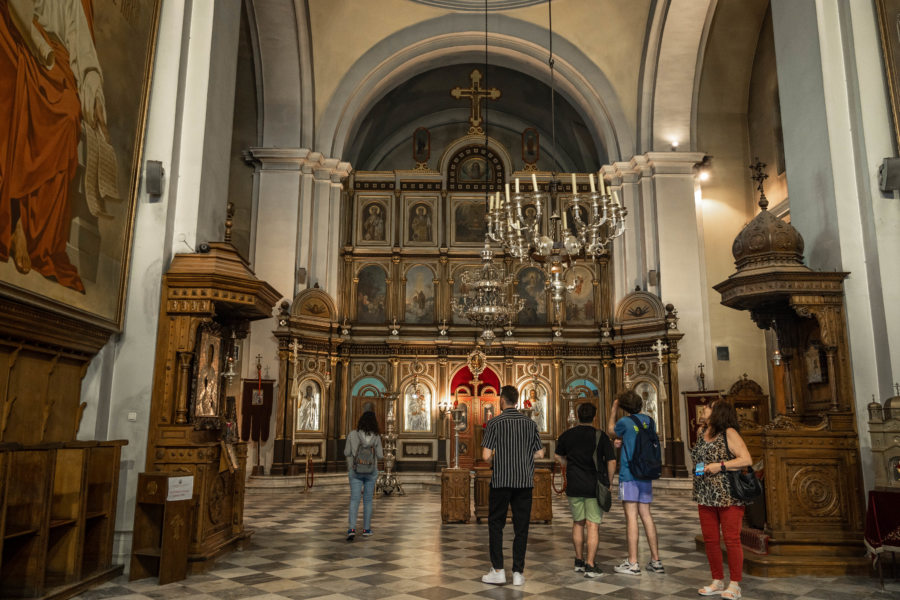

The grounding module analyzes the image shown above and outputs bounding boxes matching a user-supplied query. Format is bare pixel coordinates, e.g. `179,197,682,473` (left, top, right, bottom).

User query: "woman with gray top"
344,411,383,540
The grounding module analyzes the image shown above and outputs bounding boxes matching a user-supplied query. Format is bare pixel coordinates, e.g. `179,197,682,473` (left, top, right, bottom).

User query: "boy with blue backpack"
606,390,664,576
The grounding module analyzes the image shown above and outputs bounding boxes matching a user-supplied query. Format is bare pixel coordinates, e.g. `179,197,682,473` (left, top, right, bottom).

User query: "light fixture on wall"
696,155,712,182
485,0,627,321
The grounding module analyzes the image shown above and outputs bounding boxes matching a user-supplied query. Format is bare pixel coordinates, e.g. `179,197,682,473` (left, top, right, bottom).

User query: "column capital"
246,147,352,179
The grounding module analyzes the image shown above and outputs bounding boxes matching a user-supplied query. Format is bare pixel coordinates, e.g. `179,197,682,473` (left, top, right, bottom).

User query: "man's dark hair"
499,385,518,407
617,390,643,415
577,402,597,423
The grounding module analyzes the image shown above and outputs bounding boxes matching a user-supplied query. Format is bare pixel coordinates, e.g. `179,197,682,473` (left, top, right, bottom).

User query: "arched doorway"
450,365,501,469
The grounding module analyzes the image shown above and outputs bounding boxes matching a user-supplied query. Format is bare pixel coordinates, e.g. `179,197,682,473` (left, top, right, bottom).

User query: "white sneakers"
481,568,524,586
481,568,506,584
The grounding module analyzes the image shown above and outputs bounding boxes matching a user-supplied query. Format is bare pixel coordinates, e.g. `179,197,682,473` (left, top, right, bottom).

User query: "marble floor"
75,486,896,600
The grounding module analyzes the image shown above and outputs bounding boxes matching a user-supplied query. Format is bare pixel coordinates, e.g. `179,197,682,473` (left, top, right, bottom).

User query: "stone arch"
317,14,634,162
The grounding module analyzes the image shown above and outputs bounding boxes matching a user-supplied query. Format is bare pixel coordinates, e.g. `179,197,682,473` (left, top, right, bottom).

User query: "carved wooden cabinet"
473,467,552,524
440,468,470,523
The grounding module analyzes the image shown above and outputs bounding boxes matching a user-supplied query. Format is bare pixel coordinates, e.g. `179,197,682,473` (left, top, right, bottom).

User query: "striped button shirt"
481,408,543,488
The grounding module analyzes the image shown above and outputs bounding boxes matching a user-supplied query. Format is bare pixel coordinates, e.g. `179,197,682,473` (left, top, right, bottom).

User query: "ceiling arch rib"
649,0,716,151
316,14,634,163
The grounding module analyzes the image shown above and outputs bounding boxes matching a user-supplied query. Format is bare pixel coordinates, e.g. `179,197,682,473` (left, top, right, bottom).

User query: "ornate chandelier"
450,240,524,342
487,0,627,322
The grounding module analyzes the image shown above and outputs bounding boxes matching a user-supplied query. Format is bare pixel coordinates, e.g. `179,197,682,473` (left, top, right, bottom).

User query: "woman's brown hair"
357,411,380,435
706,401,740,437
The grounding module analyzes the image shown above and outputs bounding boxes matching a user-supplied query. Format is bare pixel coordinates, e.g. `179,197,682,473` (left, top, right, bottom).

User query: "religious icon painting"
0,0,162,330
520,381,549,433
193,327,223,419
457,156,493,182
295,379,321,432
356,196,390,245
522,127,540,166
412,127,430,164
451,198,488,244
404,382,432,432
516,266,547,325
404,197,437,246
404,265,435,324
355,265,387,323
565,265,595,325
633,379,659,425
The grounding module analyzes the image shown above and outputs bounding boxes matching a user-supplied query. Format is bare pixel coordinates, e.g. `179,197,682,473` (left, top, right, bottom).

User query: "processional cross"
451,69,501,135
749,157,769,208
652,338,668,362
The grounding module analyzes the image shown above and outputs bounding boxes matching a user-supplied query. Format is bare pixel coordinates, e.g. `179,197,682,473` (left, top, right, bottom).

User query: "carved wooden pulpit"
145,228,281,572
713,165,866,576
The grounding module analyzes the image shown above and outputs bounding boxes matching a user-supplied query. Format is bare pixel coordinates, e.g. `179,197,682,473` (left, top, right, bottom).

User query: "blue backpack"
623,414,662,480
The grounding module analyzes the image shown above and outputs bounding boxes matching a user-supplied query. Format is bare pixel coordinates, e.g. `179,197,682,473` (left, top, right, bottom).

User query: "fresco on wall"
404,265,434,324
516,266,546,325
453,200,487,243
565,266,594,325
0,0,161,329
408,203,433,243
356,265,387,323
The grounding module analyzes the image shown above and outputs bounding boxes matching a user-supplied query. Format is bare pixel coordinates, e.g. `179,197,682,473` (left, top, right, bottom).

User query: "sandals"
698,580,724,596
721,584,742,599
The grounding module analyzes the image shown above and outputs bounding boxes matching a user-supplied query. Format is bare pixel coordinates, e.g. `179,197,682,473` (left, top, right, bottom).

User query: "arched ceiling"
348,63,604,172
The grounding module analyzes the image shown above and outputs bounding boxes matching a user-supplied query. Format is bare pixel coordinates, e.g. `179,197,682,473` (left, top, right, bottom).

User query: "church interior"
1,0,899,598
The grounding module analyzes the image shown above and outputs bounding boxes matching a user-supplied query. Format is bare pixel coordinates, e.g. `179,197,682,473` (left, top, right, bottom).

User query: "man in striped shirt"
480,385,544,586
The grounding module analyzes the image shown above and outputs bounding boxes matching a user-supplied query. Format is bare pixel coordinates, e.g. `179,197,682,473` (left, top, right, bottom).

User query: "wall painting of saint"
0,0,162,329
404,265,434,324
516,266,546,325
356,265,387,323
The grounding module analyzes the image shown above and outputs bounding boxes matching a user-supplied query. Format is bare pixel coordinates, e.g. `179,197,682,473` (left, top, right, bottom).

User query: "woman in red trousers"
691,401,753,600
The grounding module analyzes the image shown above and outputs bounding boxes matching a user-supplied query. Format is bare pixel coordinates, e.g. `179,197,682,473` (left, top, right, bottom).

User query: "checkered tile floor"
75,487,895,599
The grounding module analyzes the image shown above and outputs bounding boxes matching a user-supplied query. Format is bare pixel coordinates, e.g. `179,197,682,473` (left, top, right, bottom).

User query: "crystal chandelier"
450,240,524,342
486,0,627,320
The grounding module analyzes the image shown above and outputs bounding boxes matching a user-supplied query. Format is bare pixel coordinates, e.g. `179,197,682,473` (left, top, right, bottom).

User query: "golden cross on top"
450,69,501,135
749,157,769,209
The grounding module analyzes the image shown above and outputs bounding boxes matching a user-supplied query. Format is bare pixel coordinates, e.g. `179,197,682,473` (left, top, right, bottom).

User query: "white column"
772,0,898,491
646,152,712,392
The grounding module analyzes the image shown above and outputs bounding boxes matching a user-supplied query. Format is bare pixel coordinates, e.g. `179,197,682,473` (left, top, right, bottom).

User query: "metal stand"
376,392,405,496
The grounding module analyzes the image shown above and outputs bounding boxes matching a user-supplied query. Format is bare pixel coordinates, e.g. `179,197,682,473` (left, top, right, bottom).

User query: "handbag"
592,430,613,512
722,431,763,502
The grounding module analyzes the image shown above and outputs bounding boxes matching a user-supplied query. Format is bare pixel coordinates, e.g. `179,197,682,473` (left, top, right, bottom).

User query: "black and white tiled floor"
76,487,896,599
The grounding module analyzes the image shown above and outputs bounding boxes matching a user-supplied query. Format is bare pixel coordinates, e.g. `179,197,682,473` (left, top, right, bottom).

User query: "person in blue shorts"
606,390,664,576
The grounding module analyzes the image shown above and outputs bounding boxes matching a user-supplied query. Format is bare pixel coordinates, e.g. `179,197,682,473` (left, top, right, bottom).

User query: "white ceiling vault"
245,0,737,165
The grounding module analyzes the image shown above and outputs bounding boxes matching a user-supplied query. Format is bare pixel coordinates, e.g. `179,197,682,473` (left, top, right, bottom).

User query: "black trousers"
488,486,533,573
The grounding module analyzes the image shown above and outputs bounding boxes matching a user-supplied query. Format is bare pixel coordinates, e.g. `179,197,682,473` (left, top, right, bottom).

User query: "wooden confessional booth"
713,186,866,576
143,228,280,572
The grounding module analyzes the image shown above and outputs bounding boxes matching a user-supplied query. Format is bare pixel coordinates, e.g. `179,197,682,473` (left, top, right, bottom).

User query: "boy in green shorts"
555,403,617,578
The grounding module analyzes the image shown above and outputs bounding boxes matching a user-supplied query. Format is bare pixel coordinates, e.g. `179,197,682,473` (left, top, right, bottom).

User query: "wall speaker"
878,157,900,193
145,160,165,196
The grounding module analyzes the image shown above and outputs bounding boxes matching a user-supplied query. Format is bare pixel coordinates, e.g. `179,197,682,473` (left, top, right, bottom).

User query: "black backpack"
623,414,661,480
